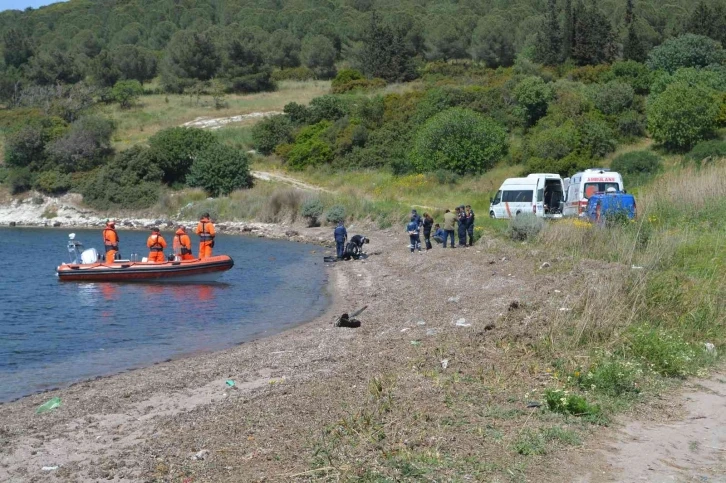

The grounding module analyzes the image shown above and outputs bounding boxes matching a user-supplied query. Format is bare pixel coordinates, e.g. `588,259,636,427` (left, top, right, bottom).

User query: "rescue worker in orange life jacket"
173,226,194,261
195,212,216,259
146,227,167,262
103,220,120,264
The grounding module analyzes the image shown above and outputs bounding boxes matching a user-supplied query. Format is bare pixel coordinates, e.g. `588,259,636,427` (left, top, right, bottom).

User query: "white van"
563,168,624,217
489,173,565,219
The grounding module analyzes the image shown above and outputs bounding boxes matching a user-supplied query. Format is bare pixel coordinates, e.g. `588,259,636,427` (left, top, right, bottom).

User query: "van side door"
535,177,545,217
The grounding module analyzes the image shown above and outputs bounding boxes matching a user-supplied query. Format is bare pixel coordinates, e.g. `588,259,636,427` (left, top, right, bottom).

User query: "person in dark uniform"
457,206,467,247
343,234,369,260
334,221,347,259
406,217,421,253
422,213,434,250
410,209,422,229
465,205,476,246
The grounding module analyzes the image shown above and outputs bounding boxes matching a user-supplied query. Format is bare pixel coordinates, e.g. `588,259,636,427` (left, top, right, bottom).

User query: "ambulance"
489,173,565,219
563,168,624,217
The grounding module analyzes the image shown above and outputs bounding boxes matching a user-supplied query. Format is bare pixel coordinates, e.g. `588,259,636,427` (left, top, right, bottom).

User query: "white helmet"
606,187,617,193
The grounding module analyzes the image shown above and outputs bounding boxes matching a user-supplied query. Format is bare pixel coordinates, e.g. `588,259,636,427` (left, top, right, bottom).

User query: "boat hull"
57,255,234,283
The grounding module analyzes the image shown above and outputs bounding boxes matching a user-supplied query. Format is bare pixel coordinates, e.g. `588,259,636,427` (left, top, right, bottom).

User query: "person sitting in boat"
173,226,194,261
147,227,167,262
195,213,216,259
103,220,120,264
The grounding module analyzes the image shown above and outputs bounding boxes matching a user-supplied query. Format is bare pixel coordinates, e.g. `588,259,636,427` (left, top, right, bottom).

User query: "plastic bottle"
36,397,61,414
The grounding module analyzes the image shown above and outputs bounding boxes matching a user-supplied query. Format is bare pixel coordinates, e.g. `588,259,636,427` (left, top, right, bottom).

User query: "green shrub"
686,140,726,163
111,79,143,108
543,388,601,418
611,151,662,174
616,110,647,138
411,108,507,175
34,170,71,195
577,117,616,158
506,214,545,241
647,82,720,151
6,167,35,194
226,71,275,94
331,68,364,87
251,115,294,155
81,146,162,209
573,359,641,397
307,95,347,123
283,102,310,124
601,60,653,95
332,78,386,94
300,197,324,226
284,121,334,170
627,327,697,377
646,34,726,74
45,115,115,173
148,127,217,184
187,144,253,197
525,122,578,161
513,76,554,126
590,81,635,116
4,116,68,170
270,66,315,82
325,204,346,224
566,64,611,84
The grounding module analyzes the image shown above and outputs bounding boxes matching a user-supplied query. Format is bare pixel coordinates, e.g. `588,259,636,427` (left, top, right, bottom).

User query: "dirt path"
250,170,334,193
180,111,283,130
575,374,726,483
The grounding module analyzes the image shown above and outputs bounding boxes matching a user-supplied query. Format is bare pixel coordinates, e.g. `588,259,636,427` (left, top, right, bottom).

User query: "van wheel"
489,211,495,219
515,210,522,216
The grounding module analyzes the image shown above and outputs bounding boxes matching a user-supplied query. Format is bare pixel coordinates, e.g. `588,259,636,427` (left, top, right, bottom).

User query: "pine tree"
534,0,562,64
3,28,33,69
562,0,574,60
572,2,617,65
359,12,417,82
623,22,647,62
622,0,646,62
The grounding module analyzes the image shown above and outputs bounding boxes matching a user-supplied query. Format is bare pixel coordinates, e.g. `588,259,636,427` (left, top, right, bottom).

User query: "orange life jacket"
173,229,192,255
195,218,216,242
103,227,119,252
147,234,167,252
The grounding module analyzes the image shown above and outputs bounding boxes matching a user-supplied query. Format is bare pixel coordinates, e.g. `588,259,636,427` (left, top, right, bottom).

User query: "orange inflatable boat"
57,234,233,282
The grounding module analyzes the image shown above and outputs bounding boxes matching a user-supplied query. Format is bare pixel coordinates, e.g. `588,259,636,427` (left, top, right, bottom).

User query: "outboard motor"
67,233,99,264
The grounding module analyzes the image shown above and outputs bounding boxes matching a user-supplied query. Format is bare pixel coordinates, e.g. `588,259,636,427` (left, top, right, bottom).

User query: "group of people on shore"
407,206,475,252
101,213,217,263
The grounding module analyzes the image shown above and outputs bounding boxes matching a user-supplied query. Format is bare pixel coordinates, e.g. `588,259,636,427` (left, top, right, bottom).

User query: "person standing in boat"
195,213,216,259
103,220,120,263
147,227,167,262
173,226,195,261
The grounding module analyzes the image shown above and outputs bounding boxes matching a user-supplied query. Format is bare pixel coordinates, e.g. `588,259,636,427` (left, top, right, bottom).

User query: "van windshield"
492,191,502,204
584,182,619,198
502,190,533,202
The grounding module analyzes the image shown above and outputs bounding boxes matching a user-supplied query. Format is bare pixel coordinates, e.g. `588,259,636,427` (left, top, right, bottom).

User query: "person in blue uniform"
334,221,347,259
457,206,467,247
406,217,421,253
465,205,476,246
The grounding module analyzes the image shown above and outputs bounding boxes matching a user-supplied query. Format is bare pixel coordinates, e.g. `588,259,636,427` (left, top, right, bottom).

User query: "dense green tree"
149,21,178,50
514,76,554,127
301,35,337,79
623,21,647,62
161,30,221,90
25,49,83,85
73,30,101,59
572,2,617,65
187,144,253,197
90,50,121,88
425,17,469,61
685,1,726,46
646,34,726,74
45,115,115,173
470,15,516,68
147,127,217,184
534,0,562,65
412,108,507,174
3,28,33,68
251,115,294,155
113,45,157,84
562,0,574,60
590,81,635,115
359,12,417,82
647,82,719,150
112,80,143,108
264,29,301,69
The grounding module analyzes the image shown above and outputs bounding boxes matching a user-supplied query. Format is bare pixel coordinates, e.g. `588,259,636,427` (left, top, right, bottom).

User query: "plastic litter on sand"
455,318,471,327
36,397,61,414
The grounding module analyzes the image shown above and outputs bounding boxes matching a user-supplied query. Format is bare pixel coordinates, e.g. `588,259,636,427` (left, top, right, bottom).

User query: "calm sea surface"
0,227,329,402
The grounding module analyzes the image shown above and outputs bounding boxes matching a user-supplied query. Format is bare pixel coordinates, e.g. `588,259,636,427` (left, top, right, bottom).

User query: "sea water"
0,227,329,402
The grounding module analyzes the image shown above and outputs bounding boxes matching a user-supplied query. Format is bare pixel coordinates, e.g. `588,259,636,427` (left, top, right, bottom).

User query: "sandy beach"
2,210,726,482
